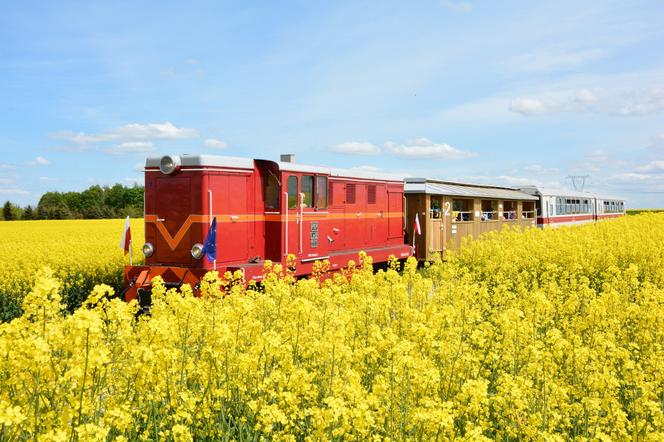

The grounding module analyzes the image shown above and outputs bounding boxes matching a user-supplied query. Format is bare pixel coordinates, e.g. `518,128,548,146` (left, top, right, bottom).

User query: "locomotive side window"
346,184,356,204
288,176,298,209
367,185,376,204
302,175,314,208
316,176,327,209
265,172,280,210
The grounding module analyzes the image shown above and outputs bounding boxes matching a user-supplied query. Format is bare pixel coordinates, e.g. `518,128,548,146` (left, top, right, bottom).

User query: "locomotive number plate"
310,222,318,248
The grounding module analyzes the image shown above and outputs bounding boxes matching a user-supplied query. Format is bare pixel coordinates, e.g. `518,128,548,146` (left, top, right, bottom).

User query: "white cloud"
385,138,476,159
611,172,653,183
523,164,559,174
330,141,380,155
204,138,228,149
0,163,16,170
50,122,198,145
0,188,29,195
507,48,607,73
635,161,664,173
509,98,550,116
39,176,58,182
105,142,156,155
464,174,561,188
27,156,50,166
440,0,473,13
509,87,664,117
111,122,198,141
585,149,610,163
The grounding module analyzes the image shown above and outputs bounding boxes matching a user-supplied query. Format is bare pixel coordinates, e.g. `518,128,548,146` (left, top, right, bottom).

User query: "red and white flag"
120,216,132,255
414,213,421,236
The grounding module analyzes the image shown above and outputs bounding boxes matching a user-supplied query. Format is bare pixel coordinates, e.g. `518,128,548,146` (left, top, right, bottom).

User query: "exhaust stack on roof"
280,154,296,163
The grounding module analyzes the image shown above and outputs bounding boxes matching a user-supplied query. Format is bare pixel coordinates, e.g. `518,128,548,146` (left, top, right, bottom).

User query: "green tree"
23,205,34,220
3,201,14,220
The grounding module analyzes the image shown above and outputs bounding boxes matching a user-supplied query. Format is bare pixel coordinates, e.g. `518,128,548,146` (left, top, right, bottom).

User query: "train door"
284,174,300,259
369,184,387,247
387,187,403,239
328,180,346,252
429,196,443,253
211,174,249,263
344,182,364,248
299,174,330,261
154,175,193,264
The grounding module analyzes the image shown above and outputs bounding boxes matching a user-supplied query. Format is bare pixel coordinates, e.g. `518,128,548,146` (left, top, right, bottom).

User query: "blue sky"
1,0,663,207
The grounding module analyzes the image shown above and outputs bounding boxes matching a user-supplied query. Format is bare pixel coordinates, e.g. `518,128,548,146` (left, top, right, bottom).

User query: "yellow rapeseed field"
0,219,143,320
0,214,663,440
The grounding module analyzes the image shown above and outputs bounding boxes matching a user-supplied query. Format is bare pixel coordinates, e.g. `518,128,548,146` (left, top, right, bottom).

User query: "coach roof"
405,178,538,201
519,186,625,202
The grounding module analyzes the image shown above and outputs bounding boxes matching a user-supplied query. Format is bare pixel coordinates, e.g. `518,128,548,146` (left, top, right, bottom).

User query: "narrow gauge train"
123,154,412,301
123,154,626,301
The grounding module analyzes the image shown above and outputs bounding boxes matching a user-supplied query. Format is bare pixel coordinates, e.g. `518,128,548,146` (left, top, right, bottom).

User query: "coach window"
430,197,441,218
316,176,327,209
287,176,298,209
453,199,472,222
522,201,535,218
481,200,497,221
503,200,516,220
302,175,314,208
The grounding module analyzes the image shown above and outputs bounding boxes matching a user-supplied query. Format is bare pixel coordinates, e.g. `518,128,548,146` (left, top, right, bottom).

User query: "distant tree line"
1,184,144,220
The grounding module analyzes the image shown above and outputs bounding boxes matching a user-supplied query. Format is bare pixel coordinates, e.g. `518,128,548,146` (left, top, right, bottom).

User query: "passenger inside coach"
430,198,441,219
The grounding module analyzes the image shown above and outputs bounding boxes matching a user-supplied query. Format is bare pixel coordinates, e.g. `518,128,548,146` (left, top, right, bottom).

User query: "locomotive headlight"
160,155,181,175
191,243,205,259
142,242,154,257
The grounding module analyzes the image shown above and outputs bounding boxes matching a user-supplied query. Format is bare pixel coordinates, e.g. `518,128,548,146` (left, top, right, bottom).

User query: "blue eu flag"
203,217,217,262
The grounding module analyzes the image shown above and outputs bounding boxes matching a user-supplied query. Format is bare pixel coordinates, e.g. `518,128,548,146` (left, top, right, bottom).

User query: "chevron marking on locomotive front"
145,214,208,250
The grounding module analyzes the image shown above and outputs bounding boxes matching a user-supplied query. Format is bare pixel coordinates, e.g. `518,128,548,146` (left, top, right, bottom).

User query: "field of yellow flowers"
1,214,663,440
0,219,142,321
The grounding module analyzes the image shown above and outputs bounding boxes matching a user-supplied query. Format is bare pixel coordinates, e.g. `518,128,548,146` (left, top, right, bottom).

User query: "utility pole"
566,175,591,191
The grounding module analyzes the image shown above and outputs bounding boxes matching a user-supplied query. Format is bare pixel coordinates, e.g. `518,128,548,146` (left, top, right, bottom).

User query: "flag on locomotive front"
413,213,421,236
203,217,217,263
120,216,131,255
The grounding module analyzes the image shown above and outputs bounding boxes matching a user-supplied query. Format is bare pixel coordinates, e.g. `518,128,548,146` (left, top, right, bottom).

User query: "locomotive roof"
145,154,255,170
518,186,625,202
404,178,538,201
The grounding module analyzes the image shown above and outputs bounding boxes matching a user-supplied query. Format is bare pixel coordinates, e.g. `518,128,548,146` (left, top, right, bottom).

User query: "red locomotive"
123,154,412,302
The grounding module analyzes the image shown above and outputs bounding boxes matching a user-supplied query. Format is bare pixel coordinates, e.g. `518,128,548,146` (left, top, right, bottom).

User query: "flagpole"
129,239,133,266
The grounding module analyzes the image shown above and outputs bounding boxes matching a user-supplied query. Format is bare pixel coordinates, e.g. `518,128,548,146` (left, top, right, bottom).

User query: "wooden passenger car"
404,178,539,261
